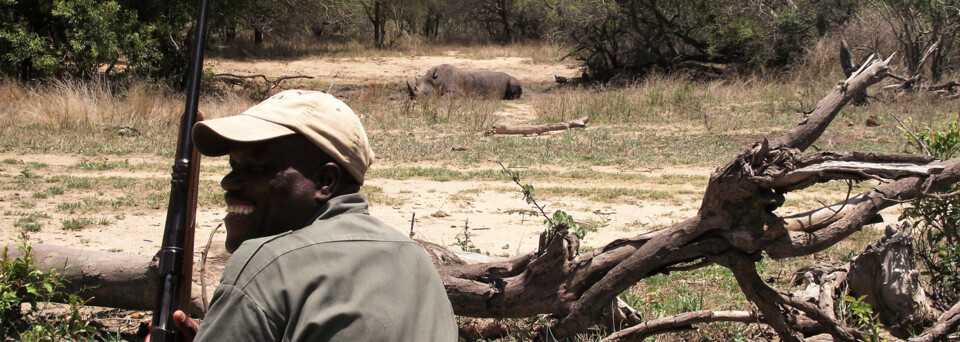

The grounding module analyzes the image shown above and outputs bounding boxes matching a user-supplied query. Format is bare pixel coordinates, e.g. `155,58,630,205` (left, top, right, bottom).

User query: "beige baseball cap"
192,89,375,184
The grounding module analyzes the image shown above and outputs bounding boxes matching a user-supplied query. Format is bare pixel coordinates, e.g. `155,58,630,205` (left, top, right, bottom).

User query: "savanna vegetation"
1,0,960,341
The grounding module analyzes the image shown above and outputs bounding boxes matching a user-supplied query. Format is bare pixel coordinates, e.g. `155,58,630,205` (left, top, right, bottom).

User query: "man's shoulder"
221,211,421,286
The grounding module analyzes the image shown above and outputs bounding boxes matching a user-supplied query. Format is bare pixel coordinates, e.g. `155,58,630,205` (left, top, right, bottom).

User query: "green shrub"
1,236,97,340
901,122,960,309
0,0,190,81
554,0,858,81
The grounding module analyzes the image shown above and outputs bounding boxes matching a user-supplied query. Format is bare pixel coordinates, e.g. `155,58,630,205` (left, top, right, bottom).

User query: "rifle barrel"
150,0,210,340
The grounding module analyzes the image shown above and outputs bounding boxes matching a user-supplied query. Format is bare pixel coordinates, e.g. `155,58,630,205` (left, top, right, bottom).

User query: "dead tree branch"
601,310,758,342
484,116,589,136
215,73,315,94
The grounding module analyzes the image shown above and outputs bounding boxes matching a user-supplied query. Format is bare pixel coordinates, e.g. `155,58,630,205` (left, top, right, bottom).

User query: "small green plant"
500,163,594,240
454,219,481,253
61,218,94,230
56,201,82,213
842,295,886,342
1,235,97,340
75,158,130,171
13,215,43,232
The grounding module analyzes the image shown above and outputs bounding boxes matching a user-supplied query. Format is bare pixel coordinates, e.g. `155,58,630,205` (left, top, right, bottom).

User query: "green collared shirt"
196,193,457,341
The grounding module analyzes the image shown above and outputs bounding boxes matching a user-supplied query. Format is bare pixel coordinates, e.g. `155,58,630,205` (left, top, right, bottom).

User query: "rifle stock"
151,0,210,340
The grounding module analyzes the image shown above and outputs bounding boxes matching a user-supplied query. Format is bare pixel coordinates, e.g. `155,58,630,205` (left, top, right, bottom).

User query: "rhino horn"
406,80,415,99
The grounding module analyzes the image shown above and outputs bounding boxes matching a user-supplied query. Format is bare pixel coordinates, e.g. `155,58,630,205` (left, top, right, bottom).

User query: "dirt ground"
0,152,713,257
208,54,583,85
0,55,700,258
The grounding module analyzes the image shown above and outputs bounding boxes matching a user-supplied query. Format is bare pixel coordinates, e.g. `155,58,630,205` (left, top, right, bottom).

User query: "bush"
901,122,960,309
0,235,98,341
0,0,191,81
554,0,858,81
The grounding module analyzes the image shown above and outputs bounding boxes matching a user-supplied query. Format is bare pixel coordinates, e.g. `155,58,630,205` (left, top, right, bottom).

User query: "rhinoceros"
406,64,523,100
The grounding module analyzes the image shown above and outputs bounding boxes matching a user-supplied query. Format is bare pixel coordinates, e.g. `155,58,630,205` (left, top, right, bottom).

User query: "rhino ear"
432,69,438,79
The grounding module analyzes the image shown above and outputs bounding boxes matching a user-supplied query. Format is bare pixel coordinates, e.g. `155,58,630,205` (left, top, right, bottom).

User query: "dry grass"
0,78,254,130
0,78,255,155
211,35,565,63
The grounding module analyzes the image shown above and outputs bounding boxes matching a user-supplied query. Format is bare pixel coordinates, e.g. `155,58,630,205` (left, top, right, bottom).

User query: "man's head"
192,90,374,252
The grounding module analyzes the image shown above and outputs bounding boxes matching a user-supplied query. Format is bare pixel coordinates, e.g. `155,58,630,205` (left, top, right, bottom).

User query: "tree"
870,0,960,83
355,0,435,48
0,0,193,81
556,0,857,81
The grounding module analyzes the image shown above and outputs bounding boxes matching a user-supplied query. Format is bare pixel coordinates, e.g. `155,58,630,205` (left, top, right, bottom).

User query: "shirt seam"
218,283,281,332
236,239,420,290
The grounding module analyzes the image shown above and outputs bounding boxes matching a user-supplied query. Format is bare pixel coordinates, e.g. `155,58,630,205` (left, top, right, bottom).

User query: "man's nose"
221,171,242,190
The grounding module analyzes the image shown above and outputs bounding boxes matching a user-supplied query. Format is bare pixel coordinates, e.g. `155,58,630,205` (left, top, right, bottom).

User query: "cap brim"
193,115,297,156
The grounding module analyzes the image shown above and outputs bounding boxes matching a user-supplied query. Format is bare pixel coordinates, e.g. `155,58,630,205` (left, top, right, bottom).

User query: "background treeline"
2,0,958,84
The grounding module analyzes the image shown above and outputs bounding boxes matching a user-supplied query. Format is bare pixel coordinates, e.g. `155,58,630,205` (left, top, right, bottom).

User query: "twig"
820,180,855,224
200,223,222,313
661,259,713,273
888,111,932,156
601,310,759,342
499,162,553,227
215,73,315,92
409,212,416,238
923,189,960,199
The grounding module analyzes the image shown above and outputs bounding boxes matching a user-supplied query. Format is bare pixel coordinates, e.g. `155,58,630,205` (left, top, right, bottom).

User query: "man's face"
220,136,329,253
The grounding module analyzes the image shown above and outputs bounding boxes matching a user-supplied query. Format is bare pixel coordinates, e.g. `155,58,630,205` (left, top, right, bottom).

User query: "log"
847,221,938,338
484,116,589,136
3,243,208,317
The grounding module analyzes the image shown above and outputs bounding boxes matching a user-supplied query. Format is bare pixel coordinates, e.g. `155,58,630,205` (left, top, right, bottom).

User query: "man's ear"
316,161,341,202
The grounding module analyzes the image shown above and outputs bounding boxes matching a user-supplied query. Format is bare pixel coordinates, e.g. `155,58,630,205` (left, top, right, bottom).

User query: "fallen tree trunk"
484,116,589,136
3,244,207,316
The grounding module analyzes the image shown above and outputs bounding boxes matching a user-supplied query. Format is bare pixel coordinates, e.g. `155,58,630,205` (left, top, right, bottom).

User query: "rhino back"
460,70,519,98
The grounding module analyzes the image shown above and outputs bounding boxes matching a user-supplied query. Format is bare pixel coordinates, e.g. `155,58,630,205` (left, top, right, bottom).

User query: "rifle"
150,0,211,340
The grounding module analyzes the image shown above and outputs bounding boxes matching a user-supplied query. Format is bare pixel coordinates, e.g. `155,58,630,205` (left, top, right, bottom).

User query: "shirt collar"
312,192,369,222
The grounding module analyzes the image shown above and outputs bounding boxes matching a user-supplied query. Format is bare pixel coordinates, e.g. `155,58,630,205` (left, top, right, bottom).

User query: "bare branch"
765,157,960,258
601,310,759,342
909,300,960,342
773,54,894,151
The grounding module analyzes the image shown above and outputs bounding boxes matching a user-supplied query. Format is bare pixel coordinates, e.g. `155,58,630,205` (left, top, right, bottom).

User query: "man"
165,89,457,341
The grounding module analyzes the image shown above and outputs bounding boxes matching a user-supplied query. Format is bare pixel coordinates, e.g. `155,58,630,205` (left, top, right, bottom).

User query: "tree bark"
3,244,208,316
848,221,938,338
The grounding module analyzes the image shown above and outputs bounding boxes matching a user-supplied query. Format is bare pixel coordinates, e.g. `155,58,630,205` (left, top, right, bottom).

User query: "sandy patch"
208,56,581,85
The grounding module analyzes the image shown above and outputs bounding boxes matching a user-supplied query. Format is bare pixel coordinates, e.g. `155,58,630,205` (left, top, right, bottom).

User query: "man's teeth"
227,206,253,215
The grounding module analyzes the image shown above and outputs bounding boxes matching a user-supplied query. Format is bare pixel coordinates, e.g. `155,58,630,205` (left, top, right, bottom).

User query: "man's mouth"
226,204,254,216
